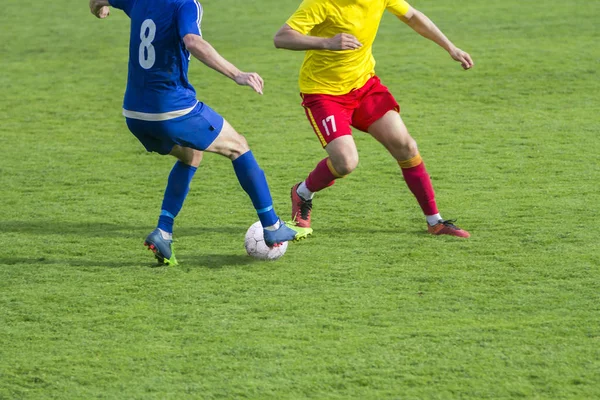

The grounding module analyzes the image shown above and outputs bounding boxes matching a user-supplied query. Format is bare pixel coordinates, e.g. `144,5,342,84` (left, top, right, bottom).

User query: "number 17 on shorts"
302,96,353,147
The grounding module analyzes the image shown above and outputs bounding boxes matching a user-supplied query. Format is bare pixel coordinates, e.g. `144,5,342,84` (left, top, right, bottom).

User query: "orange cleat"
428,219,470,238
291,182,312,228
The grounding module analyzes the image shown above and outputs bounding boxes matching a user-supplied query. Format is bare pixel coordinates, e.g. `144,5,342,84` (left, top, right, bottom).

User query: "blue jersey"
109,0,203,116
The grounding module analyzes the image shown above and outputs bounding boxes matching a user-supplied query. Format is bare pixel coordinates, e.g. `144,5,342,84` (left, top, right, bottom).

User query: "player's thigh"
126,103,225,156
352,76,400,133
368,111,418,161
172,103,225,152
301,94,353,148
126,118,176,155
204,119,249,160
160,102,249,161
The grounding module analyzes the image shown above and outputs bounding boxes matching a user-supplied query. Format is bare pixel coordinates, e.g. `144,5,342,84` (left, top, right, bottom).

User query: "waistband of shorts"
300,76,379,99
123,102,199,122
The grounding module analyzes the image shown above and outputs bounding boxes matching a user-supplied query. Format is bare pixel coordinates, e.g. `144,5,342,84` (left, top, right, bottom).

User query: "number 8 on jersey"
139,19,156,69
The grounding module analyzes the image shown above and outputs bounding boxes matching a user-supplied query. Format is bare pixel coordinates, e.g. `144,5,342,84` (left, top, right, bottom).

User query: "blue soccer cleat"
263,220,313,248
144,229,178,266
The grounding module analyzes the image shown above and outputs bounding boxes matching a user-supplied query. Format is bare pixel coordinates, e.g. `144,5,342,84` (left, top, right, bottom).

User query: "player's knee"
182,150,202,166
332,153,359,176
405,138,419,157
229,133,250,160
171,146,203,167
394,136,419,160
188,150,203,167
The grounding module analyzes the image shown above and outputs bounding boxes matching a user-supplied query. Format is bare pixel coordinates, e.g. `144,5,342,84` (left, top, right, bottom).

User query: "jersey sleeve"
108,0,133,16
286,0,327,35
177,0,203,39
386,0,412,17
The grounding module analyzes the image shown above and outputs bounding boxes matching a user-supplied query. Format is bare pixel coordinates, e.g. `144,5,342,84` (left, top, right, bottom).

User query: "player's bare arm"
183,34,264,95
274,24,362,51
89,0,110,19
400,8,474,70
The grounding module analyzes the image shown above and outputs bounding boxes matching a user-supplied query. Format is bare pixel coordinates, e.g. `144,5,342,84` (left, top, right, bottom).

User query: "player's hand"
97,6,110,18
234,72,264,95
90,0,110,19
449,47,474,70
326,33,362,51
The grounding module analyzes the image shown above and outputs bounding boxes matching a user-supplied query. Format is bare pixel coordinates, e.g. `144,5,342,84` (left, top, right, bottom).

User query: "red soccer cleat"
291,182,312,228
428,219,470,238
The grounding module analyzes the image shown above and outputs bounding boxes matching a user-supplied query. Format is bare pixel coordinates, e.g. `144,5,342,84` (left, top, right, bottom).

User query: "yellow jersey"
286,0,411,95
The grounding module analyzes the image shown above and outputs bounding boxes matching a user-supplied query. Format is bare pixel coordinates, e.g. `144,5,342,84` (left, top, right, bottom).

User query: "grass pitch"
1,0,599,398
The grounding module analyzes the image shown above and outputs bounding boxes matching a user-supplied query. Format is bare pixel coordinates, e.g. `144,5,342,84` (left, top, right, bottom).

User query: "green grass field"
1,0,599,398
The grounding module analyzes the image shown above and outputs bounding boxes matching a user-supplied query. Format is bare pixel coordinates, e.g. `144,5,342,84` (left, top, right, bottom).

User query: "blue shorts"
126,102,224,155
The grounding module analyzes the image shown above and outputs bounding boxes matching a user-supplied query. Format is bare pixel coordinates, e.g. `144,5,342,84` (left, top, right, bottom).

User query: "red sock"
399,154,439,216
305,158,340,192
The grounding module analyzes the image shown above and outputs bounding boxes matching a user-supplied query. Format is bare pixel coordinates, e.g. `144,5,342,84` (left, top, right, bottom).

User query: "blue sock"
157,161,197,234
232,151,278,227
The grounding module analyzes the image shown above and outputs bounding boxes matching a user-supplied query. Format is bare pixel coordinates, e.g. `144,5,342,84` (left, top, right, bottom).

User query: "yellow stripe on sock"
398,153,423,169
326,158,345,178
305,107,328,147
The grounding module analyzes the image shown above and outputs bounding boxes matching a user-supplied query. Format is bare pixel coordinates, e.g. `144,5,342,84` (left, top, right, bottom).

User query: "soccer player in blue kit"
89,0,312,265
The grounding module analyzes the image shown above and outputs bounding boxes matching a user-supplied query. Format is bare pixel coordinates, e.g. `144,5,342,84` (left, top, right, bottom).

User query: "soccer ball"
244,221,288,260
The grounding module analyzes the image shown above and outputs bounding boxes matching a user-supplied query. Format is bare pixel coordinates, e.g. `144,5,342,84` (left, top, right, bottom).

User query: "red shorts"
301,76,399,147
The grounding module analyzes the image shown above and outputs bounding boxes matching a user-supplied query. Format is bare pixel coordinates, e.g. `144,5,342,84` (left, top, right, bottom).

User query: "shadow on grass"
2,254,255,269
180,254,256,269
1,220,412,236
2,256,149,268
0,221,244,237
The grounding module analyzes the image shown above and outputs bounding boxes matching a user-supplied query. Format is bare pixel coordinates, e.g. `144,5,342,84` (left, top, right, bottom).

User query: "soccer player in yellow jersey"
274,0,474,237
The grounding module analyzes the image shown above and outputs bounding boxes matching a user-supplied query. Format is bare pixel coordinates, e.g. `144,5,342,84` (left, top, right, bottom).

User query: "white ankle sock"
264,220,281,231
426,214,442,226
158,228,173,241
297,181,314,200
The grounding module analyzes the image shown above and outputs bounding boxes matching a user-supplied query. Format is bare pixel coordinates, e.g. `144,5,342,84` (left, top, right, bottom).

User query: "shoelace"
300,199,312,220
441,219,459,229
